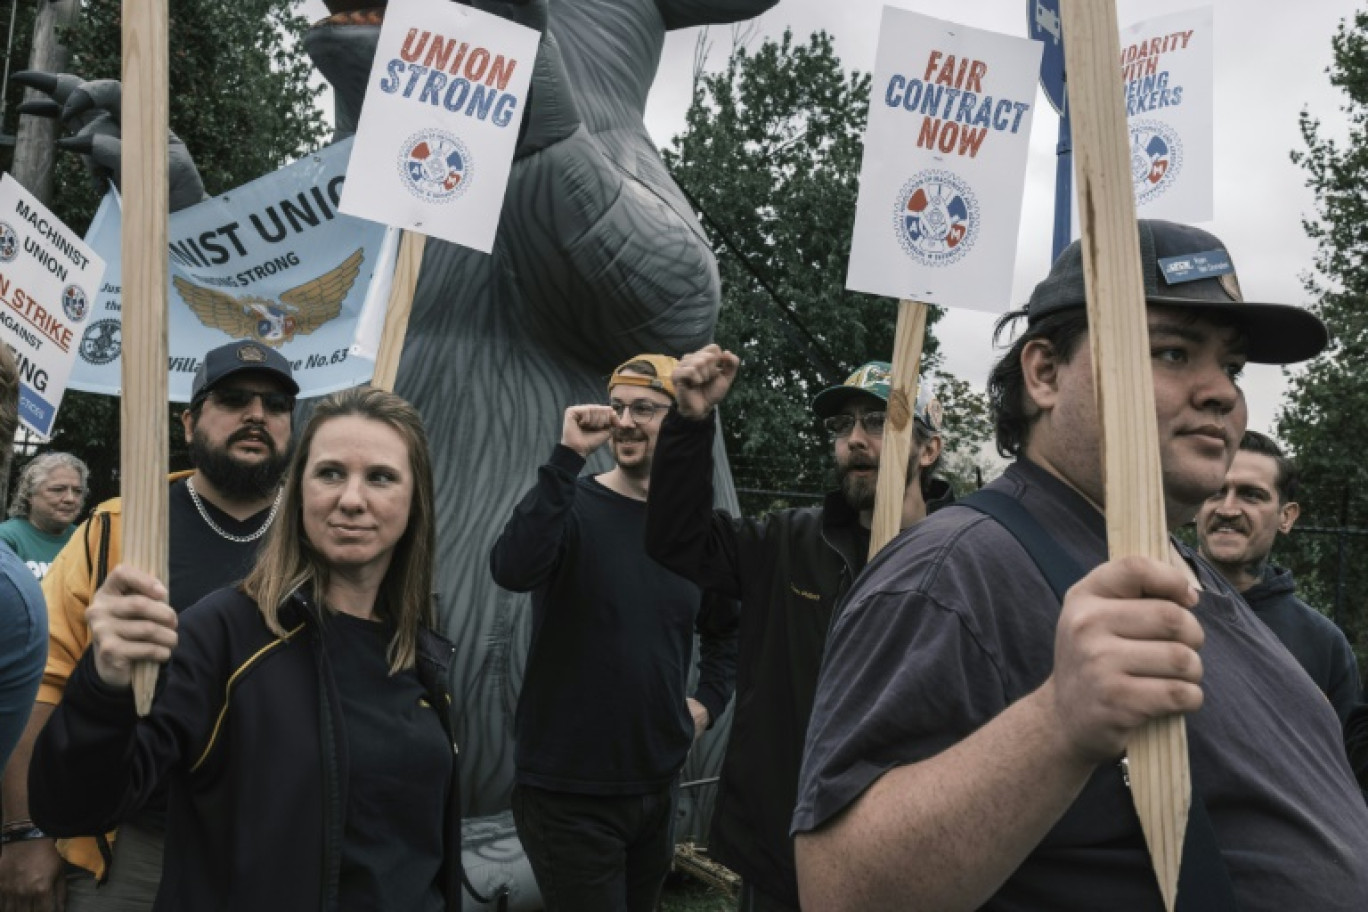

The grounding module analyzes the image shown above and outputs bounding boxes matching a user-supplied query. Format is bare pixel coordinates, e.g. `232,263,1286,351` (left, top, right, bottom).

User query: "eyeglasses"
609,400,666,424
208,387,296,416
824,411,886,438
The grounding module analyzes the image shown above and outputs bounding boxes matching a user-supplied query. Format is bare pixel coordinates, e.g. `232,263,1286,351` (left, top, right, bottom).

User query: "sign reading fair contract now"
846,7,1041,311
0,174,104,439
339,0,539,253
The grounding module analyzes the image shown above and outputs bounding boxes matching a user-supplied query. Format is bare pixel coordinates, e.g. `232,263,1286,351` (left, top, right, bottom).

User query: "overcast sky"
301,0,1355,437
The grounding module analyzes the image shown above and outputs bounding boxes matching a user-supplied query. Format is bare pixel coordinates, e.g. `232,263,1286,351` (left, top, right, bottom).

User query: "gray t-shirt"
793,459,1368,911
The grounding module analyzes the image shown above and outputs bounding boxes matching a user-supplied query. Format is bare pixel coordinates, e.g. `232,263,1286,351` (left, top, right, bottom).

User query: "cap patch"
237,344,268,363
1217,272,1243,302
1159,250,1234,286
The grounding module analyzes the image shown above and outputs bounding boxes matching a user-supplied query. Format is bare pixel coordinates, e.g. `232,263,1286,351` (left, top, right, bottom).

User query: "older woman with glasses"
28,387,469,912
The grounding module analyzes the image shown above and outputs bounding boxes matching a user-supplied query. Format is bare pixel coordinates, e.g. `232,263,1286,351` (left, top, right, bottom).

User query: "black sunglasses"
206,386,296,415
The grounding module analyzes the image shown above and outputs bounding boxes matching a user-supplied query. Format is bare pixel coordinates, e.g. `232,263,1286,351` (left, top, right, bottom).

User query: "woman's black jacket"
29,586,463,912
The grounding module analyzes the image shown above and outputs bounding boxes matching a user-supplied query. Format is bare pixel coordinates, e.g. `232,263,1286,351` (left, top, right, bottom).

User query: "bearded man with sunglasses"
490,354,738,912
0,340,296,912
644,346,950,912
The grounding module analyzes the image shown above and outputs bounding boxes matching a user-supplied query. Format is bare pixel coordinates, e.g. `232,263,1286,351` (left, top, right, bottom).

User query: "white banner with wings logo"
72,138,399,401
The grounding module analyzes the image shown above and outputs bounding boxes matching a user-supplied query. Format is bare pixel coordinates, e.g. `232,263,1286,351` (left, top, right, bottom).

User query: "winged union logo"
173,249,364,348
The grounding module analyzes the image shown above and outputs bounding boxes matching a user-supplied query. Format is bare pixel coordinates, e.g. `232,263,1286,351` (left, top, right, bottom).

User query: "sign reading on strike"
339,0,540,253
846,7,1043,311
0,174,105,439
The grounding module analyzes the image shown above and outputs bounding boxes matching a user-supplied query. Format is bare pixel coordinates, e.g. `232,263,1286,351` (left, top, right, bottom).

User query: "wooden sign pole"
1059,1,1189,907
369,231,427,392
868,298,929,557
123,0,170,717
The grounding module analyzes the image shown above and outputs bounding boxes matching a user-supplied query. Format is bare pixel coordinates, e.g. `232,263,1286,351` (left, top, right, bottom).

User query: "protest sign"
338,0,539,253
74,138,398,401
0,173,105,439
1122,6,1213,223
846,7,1042,312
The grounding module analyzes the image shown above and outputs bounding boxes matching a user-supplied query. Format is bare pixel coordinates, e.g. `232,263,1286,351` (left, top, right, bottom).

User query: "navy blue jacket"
1241,564,1360,725
30,587,464,912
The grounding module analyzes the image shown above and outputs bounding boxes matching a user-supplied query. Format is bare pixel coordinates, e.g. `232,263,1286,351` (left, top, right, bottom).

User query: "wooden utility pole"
10,0,79,201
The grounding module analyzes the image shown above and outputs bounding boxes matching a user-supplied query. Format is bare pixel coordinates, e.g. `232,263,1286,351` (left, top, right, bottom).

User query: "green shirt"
0,518,75,581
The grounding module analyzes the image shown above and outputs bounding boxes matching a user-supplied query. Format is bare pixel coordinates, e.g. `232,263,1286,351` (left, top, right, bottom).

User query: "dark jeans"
744,886,798,912
512,782,677,912
738,881,799,912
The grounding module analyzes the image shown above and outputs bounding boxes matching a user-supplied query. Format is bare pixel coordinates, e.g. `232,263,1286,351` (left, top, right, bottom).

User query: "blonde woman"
30,387,463,912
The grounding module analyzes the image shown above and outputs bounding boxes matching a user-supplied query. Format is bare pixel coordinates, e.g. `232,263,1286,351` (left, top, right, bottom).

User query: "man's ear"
918,434,943,469
1020,338,1063,415
180,407,195,445
1278,500,1301,534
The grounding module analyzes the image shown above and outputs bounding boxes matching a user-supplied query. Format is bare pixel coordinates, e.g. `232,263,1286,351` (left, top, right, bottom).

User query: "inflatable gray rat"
25,0,776,905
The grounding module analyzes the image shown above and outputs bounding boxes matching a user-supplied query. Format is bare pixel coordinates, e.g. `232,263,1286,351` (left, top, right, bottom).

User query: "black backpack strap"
958,490,1239,912
958,490,1084,600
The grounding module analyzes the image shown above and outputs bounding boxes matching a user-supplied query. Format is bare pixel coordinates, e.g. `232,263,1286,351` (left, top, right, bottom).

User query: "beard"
190,424,291,502
837,453,879,512
610,428,652,478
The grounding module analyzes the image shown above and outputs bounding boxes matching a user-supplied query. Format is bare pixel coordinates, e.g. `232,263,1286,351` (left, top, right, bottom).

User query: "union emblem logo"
892,170,980,268
61,284,89,323
0,224,17,263
397,129,475,204
173,248,364,348
1129,119,1183,205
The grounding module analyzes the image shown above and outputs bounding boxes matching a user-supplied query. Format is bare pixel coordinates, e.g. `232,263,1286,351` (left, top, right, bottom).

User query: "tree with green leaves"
664,30,962,512
2,0,326,506
1279,8,1368,652
930,369,999,494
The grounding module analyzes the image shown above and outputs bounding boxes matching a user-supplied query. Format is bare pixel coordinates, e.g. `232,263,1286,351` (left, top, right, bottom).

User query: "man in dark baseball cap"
793,220,1368,911
1023,218,1327,362
644,345,951,910
190,340,299,405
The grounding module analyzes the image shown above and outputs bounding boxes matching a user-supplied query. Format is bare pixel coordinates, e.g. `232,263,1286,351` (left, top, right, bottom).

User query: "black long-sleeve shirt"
490,444,736,795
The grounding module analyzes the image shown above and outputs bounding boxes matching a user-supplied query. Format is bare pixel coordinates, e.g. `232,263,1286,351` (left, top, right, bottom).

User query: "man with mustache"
792,220,1368,910
644,347,948,912
0,340,296,911
1195,430,1360,724
490,355,737,912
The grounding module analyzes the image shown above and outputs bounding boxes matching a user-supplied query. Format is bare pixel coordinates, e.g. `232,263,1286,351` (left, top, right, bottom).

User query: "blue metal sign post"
1030,0,1071,259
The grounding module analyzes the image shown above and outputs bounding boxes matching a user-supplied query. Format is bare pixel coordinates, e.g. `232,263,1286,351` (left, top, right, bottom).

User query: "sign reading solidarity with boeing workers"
847,8,1042,311
1121,6,1212,222
73,138,398,402
0,174,105,439
338,0,539,253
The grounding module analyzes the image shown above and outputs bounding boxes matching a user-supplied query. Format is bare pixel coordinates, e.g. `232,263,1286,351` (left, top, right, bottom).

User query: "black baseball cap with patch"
191,341,299,404
1026,219,1328,364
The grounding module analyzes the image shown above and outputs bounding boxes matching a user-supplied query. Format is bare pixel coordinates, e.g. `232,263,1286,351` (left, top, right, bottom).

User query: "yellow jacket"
39,471,193,878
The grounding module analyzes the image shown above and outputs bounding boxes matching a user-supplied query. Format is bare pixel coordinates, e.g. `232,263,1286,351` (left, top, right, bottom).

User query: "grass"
658,870,736,911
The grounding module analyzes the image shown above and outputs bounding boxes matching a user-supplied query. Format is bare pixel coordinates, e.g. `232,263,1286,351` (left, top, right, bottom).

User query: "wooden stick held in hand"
122,0,170,717
868,299,929,558
1059,1,1190,907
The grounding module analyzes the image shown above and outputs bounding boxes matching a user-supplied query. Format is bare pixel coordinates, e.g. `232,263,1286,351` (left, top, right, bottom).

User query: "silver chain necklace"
185,477,282,544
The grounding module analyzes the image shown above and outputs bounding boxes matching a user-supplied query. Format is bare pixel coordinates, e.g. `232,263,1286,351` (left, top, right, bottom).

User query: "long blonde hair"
242,387,437,672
